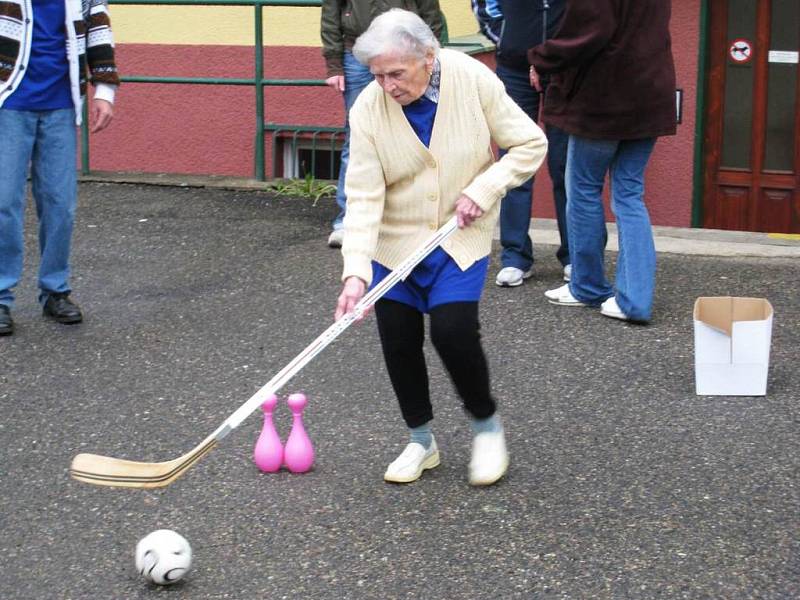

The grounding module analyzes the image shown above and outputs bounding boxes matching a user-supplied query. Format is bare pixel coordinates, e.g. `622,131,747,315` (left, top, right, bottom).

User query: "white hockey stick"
70,217,459,488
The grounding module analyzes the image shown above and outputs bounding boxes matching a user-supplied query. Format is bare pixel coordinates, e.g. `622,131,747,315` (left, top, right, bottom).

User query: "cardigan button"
426,193,436,201
428,222,437,230
427,160,436,169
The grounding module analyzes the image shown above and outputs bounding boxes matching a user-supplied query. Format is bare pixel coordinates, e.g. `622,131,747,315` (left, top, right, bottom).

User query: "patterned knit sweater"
0,0,120,121
341,48,548,286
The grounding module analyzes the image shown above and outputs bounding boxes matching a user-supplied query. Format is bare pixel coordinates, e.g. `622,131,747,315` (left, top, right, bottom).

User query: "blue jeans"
333,52,374,230
545,123,570,267
495,64,570,269
566,135,657,321
0,108,77,308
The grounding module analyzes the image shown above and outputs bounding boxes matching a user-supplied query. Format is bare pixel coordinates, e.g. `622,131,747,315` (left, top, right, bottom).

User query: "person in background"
321,0,443,249
528,0,676,322
334,10,547,485
472,0,572,287
0,0,120,336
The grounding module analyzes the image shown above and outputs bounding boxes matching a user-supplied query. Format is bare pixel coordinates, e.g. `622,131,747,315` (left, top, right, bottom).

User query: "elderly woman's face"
369,50,435,106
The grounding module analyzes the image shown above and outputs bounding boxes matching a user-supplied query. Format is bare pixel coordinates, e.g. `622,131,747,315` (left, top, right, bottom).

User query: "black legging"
374,299,496,428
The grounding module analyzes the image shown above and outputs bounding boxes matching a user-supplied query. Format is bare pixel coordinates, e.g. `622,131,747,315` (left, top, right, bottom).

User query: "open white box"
693,297,774,396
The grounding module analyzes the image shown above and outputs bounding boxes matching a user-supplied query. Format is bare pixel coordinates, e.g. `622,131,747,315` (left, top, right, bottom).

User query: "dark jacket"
321,0,443,77
527,0,676,140
472,0,566,71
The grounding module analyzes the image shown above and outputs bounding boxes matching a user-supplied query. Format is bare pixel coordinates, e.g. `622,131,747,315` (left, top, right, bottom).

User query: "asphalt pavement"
1,182,798,599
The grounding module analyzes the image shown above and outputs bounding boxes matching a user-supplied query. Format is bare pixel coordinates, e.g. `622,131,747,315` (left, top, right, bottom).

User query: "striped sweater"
341,48,548,286
0,0,119,122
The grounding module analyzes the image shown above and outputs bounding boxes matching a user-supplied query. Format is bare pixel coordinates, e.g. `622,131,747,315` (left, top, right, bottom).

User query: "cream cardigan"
341,48,548,285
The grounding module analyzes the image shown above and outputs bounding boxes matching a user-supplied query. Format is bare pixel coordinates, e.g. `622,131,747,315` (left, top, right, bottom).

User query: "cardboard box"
693,297,774,396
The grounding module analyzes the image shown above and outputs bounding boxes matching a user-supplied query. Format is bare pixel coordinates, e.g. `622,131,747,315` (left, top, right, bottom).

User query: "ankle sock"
409,423,433,449
471,414,502,435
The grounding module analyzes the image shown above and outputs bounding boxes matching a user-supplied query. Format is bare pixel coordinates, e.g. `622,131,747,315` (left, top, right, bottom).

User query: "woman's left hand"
455,194,484,229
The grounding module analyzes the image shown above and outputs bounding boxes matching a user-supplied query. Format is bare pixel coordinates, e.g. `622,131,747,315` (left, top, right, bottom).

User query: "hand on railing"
325,75,345,92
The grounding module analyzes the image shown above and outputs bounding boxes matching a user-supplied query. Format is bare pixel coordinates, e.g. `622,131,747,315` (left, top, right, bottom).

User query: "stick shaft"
216,217,459,435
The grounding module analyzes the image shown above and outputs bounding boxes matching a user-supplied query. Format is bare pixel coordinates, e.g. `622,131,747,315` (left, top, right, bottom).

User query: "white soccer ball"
135,529,192,585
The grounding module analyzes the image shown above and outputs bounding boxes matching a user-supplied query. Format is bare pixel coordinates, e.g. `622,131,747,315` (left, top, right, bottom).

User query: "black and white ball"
135,529,192,585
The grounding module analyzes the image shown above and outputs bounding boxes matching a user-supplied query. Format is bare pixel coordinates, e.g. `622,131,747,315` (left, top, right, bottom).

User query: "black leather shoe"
43,292,83,324
0,305,13,335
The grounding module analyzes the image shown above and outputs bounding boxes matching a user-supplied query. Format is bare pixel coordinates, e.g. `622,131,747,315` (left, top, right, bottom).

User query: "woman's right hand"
326,75,345,92
335,276,367,321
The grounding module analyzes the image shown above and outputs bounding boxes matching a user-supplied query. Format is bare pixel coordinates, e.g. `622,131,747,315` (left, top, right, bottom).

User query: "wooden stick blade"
69,437,218,489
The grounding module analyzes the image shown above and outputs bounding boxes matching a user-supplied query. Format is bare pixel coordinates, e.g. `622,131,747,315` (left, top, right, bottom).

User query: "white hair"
352,8,440,64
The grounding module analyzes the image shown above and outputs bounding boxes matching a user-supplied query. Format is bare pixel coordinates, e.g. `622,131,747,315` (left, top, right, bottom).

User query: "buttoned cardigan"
341,48,548,286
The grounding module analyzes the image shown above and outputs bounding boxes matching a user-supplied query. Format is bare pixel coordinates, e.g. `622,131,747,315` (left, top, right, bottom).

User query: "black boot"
0,305,13,335
43,292,83,324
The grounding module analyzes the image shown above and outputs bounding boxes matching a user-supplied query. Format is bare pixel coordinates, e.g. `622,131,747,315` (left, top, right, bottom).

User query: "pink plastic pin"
254,394,283,472
283,393,315,473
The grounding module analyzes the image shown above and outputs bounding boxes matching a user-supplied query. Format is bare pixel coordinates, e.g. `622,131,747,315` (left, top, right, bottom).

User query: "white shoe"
327,229,344,248
562,264,572,282
495,266,533,287
600,296,630,321
469,429,509,486
544,283,586,307
384,437,440,483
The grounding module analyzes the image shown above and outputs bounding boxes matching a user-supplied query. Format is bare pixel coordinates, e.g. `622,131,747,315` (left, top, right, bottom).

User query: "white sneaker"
544,283,586,307
384,437,440,483
327,229,344,248
495,266,533,287
468,429,509,486
600,296,629,321
563,264,572,282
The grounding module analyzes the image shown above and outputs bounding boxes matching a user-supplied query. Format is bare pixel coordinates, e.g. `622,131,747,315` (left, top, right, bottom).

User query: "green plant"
271,173,337,205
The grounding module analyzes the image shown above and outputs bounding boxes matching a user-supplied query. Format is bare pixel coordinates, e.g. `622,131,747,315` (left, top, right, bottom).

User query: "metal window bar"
264,124,344,179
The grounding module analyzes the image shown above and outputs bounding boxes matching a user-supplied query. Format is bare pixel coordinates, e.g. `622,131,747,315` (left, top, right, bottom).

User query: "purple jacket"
527,0,676,140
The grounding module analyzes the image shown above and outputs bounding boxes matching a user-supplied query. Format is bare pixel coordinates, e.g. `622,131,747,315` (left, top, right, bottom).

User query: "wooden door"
703,0,800,232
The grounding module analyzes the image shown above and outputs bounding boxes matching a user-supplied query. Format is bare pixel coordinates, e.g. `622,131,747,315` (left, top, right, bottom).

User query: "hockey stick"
70,217,459,488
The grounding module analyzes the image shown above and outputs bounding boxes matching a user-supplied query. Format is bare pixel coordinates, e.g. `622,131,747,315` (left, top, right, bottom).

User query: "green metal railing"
79,1,473,181
81,0,330,181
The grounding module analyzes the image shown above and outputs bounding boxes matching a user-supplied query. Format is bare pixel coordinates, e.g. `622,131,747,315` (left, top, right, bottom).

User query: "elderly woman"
334,9,547,486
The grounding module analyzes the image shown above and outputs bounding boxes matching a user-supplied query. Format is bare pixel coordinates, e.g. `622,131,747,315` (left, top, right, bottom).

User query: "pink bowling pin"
284,393,315,473
254,394,283,472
